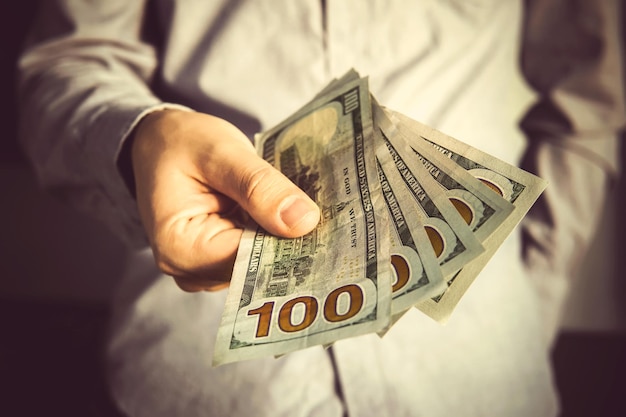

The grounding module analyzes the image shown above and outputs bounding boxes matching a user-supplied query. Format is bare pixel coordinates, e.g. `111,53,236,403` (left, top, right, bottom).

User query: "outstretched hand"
131,110,320,291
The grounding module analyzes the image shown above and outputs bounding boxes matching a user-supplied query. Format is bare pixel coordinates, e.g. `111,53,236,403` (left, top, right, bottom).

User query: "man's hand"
131,110,320,291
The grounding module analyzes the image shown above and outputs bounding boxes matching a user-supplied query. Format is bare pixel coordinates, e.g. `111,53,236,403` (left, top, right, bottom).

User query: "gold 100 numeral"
247,284,365,338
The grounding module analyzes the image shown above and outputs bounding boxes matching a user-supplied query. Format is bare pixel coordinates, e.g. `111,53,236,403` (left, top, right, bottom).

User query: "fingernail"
279,196,319,231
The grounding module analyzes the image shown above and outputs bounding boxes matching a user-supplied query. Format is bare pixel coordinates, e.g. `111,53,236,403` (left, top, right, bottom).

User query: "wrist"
118,109,180,197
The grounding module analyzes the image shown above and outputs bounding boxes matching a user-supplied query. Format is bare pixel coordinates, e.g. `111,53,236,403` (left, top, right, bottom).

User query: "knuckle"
153,251,178,277
239,164,283,202
173,276,202,293
151,228,184,277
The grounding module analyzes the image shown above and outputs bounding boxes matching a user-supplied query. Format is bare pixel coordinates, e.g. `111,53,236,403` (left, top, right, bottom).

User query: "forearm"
17,0,175,246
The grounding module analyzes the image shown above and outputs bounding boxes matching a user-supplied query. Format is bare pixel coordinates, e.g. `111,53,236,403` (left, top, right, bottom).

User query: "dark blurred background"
0,2,624,416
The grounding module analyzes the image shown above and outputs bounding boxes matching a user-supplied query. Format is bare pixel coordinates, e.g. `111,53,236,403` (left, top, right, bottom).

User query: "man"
18,1,624,415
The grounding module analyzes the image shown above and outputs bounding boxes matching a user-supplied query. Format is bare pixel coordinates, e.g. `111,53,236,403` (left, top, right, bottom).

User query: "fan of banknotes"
213,70,546,365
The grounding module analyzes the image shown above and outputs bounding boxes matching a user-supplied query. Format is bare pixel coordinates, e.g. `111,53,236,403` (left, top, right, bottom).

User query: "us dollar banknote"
374,104,515,243
387,110,547,322
388,110,547,215
374,116,484,281
214,76,392,365
213,70,547,363
375,156,446,316
374,104,516,320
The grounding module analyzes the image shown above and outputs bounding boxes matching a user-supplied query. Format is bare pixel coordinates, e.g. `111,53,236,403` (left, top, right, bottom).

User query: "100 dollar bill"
375,155,446,315
374,104,515,243
214,77,391,365
388,110,547,322
375,118,484,280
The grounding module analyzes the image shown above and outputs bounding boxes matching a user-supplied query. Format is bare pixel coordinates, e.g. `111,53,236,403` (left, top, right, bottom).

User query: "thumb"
205,139,320,238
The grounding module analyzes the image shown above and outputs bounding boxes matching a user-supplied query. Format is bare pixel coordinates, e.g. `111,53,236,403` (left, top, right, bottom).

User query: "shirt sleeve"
17,0,189,248
519,0,625,339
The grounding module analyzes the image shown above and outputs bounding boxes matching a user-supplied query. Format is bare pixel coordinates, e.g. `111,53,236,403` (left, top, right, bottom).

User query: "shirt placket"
321,2,391,415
